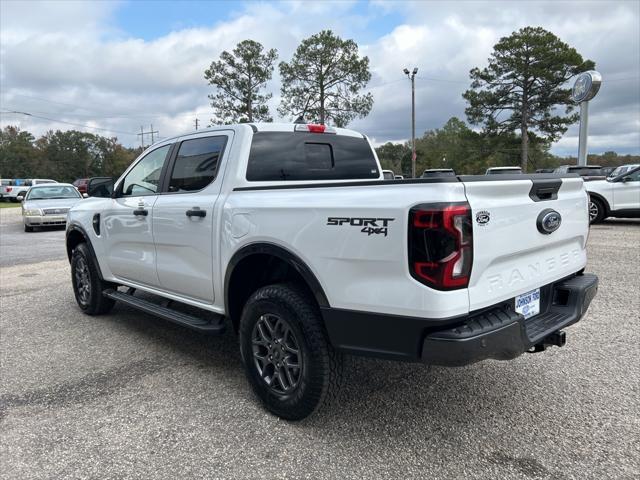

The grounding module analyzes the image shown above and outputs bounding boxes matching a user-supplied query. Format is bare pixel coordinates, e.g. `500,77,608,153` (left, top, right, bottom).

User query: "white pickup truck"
66,123,598,420
0,178,58,201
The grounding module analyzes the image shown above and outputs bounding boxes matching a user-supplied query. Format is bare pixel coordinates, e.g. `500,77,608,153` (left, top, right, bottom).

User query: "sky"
1,0,639,156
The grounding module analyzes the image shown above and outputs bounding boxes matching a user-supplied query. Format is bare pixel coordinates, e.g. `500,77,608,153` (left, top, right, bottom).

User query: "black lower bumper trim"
421,273,598,366
322,273,598,366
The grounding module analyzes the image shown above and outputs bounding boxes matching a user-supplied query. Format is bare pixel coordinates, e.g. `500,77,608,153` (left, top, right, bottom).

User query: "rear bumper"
322,273,598,365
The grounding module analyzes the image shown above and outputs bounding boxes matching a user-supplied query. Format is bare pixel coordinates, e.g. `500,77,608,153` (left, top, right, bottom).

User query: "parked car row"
384,164,629,180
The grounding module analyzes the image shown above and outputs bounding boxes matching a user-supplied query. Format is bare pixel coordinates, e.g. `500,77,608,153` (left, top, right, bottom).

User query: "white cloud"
0,0,638,156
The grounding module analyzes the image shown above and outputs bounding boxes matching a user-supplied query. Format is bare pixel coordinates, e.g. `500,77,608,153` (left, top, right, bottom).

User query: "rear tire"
589,197,606,224
239,283,343,421
71,242,115,315
24,224,34,232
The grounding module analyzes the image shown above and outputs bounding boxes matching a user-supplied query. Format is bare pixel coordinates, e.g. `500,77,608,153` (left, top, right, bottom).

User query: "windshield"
608,165,639,178
26,185,81,200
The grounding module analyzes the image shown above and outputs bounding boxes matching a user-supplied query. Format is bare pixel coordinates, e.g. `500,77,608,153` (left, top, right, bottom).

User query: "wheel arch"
587,191,610,215
224,243,329,332
66,224,105,280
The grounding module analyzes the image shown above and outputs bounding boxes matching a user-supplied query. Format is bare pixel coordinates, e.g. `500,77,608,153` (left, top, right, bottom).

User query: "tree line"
0,126,140,183
2,120,636,184
375,117,639,176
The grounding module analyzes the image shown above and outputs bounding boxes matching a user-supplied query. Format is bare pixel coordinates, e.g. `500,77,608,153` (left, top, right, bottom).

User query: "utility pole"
403,67,418,178
194,118,199,130
137,125,159,149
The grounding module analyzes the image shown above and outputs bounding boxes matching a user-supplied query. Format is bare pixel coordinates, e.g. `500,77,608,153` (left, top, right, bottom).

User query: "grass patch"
0,202,20,208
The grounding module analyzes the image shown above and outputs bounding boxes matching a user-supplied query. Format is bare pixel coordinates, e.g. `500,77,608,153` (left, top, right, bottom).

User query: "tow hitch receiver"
531,330,566,353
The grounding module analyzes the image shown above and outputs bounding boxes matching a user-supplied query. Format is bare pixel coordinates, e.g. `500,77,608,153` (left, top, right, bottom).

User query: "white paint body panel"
102,195,160,287
222,182,470,319
463,178,588,311
67,123,591,322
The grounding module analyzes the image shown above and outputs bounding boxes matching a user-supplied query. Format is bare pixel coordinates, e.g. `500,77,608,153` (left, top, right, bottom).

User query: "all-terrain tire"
71,242,115,315
239,283,343,421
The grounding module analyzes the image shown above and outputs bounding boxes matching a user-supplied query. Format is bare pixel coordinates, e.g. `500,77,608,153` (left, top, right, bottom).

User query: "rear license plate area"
515,288,540,319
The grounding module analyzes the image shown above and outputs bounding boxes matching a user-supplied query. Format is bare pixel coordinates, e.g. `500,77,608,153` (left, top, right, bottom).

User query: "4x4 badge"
476,210,490,226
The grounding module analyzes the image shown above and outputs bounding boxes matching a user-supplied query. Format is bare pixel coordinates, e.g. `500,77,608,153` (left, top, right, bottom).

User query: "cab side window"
167,136,226,193
121,145,170,196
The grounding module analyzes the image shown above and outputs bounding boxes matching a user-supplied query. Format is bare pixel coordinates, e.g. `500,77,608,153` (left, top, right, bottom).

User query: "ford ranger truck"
65,123,598,420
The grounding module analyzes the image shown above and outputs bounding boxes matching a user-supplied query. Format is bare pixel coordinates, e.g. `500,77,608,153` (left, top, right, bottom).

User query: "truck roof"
151,123,364,148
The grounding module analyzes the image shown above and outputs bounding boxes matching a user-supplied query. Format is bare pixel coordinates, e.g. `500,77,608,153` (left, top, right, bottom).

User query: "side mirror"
87,177,114,198
16,195,24,202
82,193,89,198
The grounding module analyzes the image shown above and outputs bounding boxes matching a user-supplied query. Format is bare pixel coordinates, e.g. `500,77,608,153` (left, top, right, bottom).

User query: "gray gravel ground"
1,206,639,479
0,207,67,267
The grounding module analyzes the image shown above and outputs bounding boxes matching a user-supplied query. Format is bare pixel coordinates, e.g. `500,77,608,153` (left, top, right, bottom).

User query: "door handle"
133,208,148,216
186,208,206,218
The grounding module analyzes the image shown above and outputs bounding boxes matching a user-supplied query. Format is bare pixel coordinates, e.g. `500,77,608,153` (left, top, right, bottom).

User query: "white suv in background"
585,164,640,223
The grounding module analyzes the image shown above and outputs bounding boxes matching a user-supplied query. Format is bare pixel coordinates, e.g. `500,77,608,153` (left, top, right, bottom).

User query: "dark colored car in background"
554,165,604,176
554,165,606,181
72,178,89,194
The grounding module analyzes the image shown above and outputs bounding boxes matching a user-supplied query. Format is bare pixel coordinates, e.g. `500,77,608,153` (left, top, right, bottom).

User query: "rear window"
246,132,379,181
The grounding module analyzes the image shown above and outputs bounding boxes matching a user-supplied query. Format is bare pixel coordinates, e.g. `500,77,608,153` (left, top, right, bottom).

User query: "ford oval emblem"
475,210,490,226
537,209,562,235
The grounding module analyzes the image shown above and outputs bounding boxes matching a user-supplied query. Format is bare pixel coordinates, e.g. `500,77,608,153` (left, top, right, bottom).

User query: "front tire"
239,283,343,421
589,197,606,224
71,242,115,315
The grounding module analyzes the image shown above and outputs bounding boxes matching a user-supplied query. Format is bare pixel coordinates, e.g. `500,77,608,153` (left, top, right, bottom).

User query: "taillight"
6,187,12,192
408,202,473,290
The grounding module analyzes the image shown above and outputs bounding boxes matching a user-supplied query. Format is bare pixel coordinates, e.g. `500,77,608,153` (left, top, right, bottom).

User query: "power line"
0,109,138,136
416,76,469,84
137,125,159,148
1,94,211,120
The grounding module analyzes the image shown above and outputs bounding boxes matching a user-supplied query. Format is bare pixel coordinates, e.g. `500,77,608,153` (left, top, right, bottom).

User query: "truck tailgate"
461,176,589,311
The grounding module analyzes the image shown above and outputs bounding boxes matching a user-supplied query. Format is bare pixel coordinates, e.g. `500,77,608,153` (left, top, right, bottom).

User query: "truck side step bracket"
103,289,225,335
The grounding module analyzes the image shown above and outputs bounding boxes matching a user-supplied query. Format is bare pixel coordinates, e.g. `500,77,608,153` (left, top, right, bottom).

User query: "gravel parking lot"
1,206,639,479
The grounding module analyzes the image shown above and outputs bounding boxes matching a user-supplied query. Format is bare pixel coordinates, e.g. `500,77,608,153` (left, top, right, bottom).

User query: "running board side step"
103,289,225,335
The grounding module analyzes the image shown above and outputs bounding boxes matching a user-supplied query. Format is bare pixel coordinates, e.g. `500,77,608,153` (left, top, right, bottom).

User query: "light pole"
404,67,418,178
